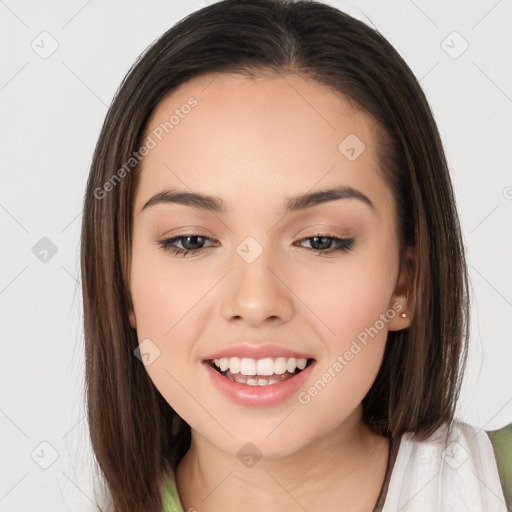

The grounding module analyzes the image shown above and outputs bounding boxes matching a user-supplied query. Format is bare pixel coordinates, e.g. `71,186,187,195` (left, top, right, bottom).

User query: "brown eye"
158,233,355,258
158,234,216,257
296,235,355,255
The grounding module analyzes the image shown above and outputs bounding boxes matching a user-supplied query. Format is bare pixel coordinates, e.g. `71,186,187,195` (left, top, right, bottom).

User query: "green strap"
161,474,184,512
487,422,512,511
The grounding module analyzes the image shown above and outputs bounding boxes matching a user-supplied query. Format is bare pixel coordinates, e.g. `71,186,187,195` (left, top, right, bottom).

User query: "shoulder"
382,420,510,511
486,422,512,511
161,471,185,512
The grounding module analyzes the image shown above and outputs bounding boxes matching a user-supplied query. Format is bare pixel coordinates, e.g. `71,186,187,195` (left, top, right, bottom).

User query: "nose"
220,238,294,327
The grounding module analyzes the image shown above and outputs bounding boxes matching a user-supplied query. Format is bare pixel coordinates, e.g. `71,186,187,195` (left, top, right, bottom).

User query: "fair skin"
128,72,413,511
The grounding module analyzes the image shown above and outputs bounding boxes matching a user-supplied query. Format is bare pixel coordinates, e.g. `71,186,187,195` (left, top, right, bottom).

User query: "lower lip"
203,360,316,408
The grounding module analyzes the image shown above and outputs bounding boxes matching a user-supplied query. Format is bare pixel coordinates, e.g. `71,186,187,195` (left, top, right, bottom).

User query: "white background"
1,0,511,510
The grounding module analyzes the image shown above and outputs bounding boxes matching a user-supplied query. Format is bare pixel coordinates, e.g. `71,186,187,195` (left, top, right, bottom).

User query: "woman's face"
128,72,411,458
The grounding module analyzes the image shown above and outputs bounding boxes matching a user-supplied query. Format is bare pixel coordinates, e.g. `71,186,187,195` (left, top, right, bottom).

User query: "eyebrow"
141,185,375,214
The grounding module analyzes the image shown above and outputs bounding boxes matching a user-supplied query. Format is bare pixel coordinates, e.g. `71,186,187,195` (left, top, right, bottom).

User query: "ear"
387,246,414,331
129,309,137,329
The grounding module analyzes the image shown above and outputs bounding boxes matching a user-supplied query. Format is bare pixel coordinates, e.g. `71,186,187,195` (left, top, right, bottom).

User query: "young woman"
80,1,512,511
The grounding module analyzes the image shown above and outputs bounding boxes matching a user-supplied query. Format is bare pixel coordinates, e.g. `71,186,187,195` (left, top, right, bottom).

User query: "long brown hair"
80,0,470,510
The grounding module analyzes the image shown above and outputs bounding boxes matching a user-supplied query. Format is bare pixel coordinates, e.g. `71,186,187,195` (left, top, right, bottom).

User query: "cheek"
294,250,397,347
129,244,209,421
129,237,205,339
128,239,210,405
290,247,397,401
292,273,391,431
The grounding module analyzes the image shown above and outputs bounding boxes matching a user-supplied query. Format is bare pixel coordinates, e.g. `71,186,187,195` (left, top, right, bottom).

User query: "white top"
382,421,507,511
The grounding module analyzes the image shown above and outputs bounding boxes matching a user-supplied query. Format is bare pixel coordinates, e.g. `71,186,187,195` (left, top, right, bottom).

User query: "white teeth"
286,358,297,373
230,357,241,374
257,358,275,376
212,356,309,376
240,358,257,375
274,357,287,374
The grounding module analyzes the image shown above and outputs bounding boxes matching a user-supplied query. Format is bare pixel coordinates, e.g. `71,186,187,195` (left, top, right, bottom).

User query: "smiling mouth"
207,358,315,386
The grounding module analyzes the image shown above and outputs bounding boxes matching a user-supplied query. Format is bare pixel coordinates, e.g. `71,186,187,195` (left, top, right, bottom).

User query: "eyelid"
158,225,217,239
292,223,354,240
159,227,351,245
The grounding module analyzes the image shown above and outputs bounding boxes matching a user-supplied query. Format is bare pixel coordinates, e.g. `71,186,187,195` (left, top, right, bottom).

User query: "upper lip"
202,343,314,362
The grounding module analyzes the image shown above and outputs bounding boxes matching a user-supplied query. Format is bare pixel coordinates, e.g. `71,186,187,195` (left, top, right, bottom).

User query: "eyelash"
157,233,355,257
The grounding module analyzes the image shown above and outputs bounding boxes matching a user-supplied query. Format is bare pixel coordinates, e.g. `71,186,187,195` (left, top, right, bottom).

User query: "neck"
175,408,390,512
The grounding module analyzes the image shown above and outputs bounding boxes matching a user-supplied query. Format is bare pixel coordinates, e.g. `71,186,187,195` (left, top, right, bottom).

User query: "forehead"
135,72,390,215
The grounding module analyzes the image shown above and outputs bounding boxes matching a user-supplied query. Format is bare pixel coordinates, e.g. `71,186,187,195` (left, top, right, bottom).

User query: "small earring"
402,292,409,318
